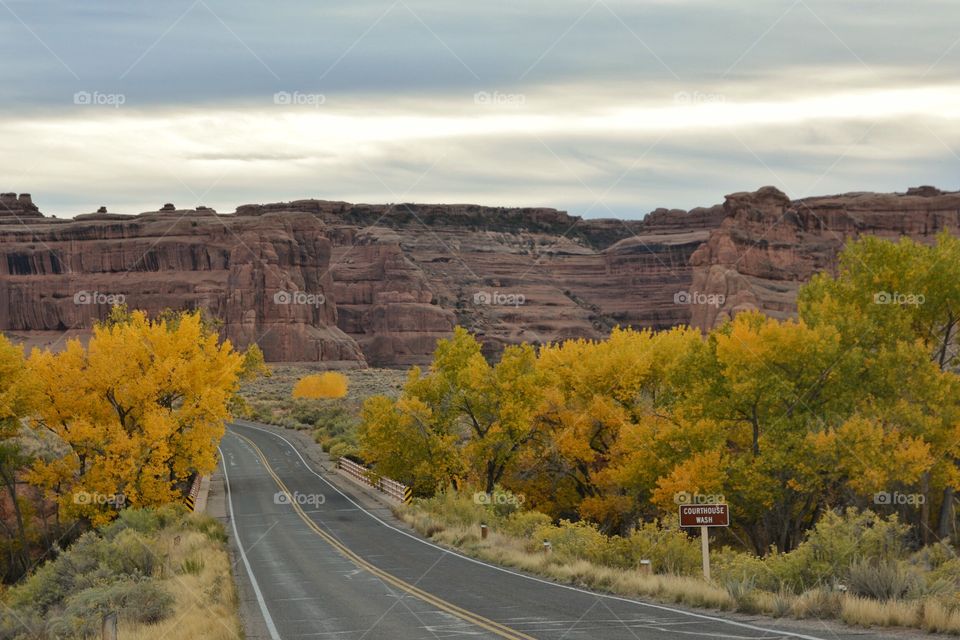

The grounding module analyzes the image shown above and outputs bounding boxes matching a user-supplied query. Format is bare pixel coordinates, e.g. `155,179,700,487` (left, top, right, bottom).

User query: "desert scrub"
0,506,241,640
401,496,960,636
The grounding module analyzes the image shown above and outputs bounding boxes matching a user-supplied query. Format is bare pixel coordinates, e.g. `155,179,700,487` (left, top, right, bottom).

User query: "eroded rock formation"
1,187,958,365
688,186,960,328
0,205,362,363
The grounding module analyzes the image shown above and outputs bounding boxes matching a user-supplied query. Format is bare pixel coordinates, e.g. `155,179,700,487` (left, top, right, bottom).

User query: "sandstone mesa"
1,187,957,366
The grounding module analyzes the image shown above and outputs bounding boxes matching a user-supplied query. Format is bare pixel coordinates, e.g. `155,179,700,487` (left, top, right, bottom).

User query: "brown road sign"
679,503,729,527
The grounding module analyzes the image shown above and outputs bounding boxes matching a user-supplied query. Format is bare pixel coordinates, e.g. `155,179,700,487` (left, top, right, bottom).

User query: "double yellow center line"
232,431,536,640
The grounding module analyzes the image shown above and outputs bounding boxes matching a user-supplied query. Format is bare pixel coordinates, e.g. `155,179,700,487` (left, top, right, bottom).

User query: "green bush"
186,514,228,544
50,579,174,637
179,556,205,576
760,509,911,592
8,532,104,614
911,540,957,571
929,557,960,586
502,510,552,538
619,522,701,575
416,491,487,528
103,529,159,577
847,559,920,600
328,440,356,461
535,520,608,561
3,507,188,636
0,607,43,640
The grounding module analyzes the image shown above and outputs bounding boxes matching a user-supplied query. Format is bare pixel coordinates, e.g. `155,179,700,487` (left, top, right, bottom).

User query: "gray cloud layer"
1,0,959,217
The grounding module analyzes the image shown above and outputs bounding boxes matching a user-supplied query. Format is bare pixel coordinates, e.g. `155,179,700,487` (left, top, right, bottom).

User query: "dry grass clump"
919,599,960,634
124,520,241,640
841,595,919,628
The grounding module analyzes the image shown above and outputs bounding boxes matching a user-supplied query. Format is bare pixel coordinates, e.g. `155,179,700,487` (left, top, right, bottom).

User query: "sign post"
700,526,710,581
679,503,729,581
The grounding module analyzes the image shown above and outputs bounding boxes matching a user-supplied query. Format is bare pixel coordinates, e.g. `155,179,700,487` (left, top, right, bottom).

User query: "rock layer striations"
1,187,958,365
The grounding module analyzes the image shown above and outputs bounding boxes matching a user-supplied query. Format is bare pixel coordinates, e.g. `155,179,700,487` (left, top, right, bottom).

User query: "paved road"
220,421,883,640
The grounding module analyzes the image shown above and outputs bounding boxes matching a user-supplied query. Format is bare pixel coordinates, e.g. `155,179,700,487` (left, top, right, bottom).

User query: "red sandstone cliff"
2,187,958,365
0,203,362,363
688,186,960,328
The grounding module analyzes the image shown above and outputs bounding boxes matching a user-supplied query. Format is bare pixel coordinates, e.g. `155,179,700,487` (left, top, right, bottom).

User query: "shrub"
55,579,174,634
105,504,185,538
847,559,920,601
103,529,159,577
929,557,960,586
502,510,552,538
186,514,228,544
911,540,959,571
621,522,701,575
762,509,911,593
722,573,756,604
416,492,487,528
180,556,205,576
535,520,608,561
328,440,356,461
8,532,104,614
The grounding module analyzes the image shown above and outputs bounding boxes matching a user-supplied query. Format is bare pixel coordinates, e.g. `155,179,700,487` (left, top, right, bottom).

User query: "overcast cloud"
1,0,959,218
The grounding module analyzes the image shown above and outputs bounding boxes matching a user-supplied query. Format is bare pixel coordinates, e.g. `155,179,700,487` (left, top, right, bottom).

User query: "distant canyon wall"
1,187,957,366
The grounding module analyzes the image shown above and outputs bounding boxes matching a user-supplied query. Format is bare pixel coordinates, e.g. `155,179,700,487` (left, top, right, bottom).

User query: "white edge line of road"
218,445,283,640
230,421,830,640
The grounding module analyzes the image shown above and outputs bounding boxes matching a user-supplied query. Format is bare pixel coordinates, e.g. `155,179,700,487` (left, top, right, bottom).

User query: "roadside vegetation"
0,307,261,636
0,506,241,640
358,233,960,634
401,493,960,633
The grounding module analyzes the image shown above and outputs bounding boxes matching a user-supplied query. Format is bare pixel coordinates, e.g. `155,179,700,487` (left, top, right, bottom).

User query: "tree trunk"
0,469,30,576
937,486,955,541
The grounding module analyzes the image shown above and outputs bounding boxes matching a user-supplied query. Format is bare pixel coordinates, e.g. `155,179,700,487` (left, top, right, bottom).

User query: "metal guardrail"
337,458,412,504
184,474,202,511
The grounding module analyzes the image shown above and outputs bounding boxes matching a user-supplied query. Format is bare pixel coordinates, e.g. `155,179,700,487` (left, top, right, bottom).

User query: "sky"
1,0,959,219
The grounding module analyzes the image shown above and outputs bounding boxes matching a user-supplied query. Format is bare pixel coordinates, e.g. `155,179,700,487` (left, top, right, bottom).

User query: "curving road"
218,421,887,640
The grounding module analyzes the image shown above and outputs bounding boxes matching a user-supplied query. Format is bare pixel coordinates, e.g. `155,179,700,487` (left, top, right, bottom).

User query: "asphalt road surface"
219,421,891,640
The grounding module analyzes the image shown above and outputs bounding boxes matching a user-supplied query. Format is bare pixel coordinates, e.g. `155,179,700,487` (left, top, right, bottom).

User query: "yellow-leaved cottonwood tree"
358,327,540,495
292,372,349,399
359,235,960,551
0,334,37,575
26,308,258,525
